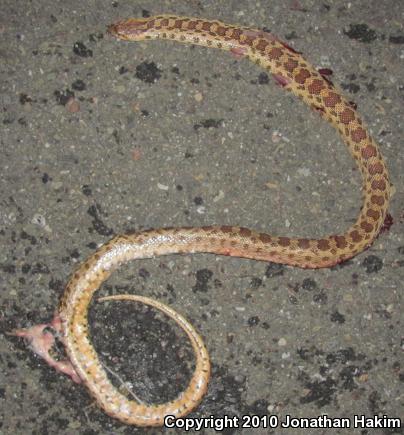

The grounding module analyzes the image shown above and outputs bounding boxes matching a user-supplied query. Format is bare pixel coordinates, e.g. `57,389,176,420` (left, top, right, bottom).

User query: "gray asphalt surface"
1,0,403,434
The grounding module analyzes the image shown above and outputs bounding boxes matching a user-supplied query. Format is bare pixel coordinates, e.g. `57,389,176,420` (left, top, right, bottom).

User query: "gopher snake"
12,15,390,426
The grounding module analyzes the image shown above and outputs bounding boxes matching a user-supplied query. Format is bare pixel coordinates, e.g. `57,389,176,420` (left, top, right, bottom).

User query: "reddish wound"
272,73,291,87
318,68,333,76
230,47,248,58
243,29,277,42
380,213,393,234
318,68,334,86
9,317,81,384
279,40,300,54
313,105,326,115
349,101,358,110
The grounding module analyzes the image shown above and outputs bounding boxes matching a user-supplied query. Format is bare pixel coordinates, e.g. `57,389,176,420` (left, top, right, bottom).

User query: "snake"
12,15,391,426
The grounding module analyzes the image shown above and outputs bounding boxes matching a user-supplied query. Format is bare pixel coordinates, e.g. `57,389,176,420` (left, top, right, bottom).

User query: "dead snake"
12,15,391,426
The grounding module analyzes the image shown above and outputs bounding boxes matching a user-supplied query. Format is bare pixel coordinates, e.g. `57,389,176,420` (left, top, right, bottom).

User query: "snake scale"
13,15,390,426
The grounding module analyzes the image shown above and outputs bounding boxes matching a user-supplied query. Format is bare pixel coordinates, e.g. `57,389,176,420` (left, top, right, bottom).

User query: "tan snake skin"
13,15,390,426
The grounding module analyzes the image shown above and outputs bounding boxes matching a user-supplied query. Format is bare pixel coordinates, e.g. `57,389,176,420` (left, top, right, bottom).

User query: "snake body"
18,15,391,426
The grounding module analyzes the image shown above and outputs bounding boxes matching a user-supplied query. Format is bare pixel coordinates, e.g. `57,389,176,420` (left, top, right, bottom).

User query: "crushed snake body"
13,15,390,426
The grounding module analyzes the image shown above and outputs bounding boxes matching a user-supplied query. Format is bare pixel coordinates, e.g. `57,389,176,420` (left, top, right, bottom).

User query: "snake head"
107,18,149,41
